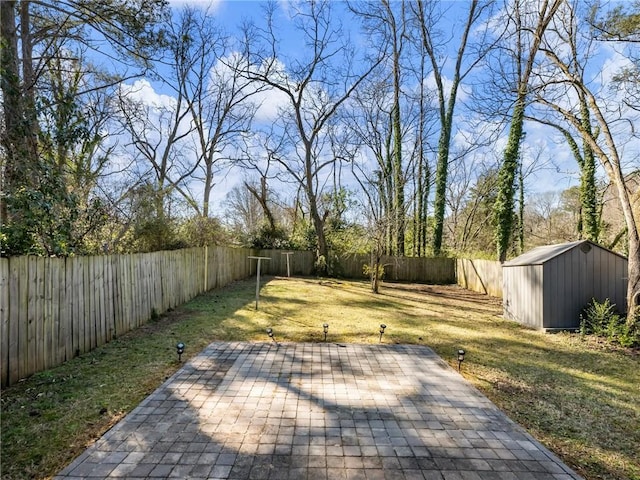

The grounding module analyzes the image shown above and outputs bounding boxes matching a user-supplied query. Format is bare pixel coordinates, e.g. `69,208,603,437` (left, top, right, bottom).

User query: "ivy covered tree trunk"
579,100,600,242
494,99,525,262
518,159,525,254
431,129,451,256
415,0,482,257
391,104,404,256
0,1,38,232
414,42,429,257
386,0,405,257
492,0,562,262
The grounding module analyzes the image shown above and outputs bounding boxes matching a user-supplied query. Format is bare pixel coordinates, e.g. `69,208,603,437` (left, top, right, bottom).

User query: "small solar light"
176,342,185,362
379,324,387,343
457,349,466,371
323,323,329,342
266,327,277,344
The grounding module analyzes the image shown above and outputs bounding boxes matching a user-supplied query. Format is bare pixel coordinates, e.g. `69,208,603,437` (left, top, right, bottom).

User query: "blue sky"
111,0,638,216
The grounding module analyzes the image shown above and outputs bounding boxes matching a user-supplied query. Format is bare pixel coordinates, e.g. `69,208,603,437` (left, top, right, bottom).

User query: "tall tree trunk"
494,99,525,261
20,0,38,153
385,0,405,257
417,0,479,257
579,98,600,242
416,39,429,257
1,0,40,239
431,123,452,256
518,157,525,254
1,1,23,226
391,103,404,256
493,0,563,262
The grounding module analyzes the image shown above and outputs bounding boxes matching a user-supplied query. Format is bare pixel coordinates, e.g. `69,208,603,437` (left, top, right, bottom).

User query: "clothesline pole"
248,256,271,310
281,252,294,277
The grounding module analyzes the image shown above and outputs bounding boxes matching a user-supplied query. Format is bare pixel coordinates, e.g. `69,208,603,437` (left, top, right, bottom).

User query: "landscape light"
266,327,277,345
323,323,329,342
457,349,466,371
379,324,387,343
176,342,185,362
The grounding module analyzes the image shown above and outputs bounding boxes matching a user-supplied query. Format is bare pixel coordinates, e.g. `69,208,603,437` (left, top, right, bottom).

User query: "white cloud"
422,72,471,108
119,79,177,111
596,44,633,86
252,87,290,123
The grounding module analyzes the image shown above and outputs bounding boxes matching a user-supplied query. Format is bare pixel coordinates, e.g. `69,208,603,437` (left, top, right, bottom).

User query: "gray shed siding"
503,264,543,329
503,241,628,330
543,246,588,329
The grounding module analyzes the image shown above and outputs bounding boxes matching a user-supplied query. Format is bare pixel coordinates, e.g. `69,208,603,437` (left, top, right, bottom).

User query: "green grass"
1,277,639,479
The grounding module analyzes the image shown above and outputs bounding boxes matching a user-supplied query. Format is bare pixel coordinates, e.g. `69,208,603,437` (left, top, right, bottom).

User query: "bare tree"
171,7,264,219
236,0,382,274
532,1,640,320
491,0,564,262
413,0,499,256
223,184,264,244
115,81,195,222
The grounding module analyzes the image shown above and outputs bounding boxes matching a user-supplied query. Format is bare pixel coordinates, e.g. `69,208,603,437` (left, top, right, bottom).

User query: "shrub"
580,298,619,337
618,322,640,348
580,298,639,347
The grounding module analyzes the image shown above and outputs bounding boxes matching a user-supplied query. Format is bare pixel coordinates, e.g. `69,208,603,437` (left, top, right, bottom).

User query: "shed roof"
503,240,626,267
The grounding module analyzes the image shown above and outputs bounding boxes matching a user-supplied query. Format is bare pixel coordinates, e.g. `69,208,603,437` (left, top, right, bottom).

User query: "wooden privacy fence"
336,254,456,284
456,258,503,298
1,248,499,387
253,250,315,277
0,246,267,387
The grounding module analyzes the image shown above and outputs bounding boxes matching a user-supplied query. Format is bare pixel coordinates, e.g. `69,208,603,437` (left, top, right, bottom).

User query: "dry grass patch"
1,276,638,480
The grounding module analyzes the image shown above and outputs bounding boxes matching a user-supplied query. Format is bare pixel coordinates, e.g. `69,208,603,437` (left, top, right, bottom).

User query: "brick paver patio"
56,342,582,479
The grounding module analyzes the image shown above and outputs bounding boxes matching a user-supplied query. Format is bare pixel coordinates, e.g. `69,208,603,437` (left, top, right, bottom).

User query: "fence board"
84,257,91,351
10,258,27,383
120,255,130,334
98,256,106,347
43,258,54,370
61,257,69,361
132,254,140,328
70,257,80,358
1,258,9,386
456,259,503,298
105,255,113,342
27,258,38,375
109,256,119,339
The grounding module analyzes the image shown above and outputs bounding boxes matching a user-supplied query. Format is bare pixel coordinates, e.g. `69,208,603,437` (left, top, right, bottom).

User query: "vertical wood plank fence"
456,258,503,298
336,254,456,284
1,249,501,387
254,249,316,277
0,247,261,387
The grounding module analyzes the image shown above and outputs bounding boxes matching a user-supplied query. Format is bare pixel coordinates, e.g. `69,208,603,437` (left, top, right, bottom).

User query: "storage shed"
503,240,628,331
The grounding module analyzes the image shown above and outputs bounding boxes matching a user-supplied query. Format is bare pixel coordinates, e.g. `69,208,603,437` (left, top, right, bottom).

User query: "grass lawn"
1,276,639,480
